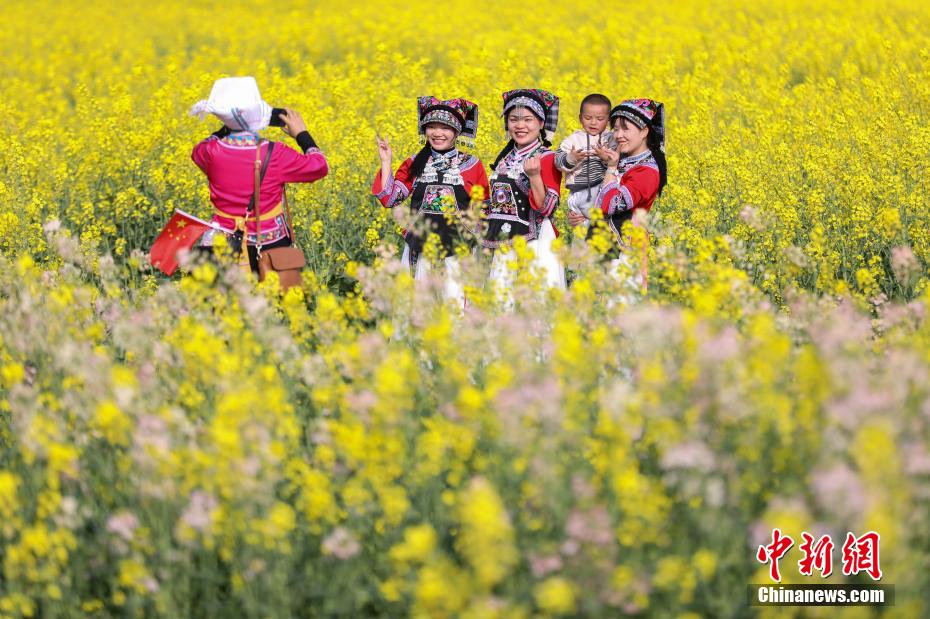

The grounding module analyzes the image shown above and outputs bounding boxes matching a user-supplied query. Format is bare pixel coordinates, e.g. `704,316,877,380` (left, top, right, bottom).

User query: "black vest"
405,156,472,257
480,145,548,249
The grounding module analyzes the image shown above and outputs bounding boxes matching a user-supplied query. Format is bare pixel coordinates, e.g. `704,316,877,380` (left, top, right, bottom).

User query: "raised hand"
523,155,542,177
594,144,620,166
376,134,393,165
567,146,590,166
279,108,308,138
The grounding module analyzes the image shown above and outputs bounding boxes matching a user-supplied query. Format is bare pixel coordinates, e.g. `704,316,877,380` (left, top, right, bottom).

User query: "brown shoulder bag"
253,141,307,292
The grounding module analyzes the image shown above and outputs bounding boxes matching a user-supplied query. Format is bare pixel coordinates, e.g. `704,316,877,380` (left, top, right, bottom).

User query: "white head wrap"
189,76,272,134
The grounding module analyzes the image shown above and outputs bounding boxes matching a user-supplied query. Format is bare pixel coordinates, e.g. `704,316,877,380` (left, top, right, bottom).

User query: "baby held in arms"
554,93,617,222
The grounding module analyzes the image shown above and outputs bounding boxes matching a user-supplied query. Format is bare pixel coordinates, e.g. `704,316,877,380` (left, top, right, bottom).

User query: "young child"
554,93,617,222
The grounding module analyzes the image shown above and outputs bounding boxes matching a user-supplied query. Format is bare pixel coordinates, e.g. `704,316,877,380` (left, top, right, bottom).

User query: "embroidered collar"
493,139,543,181
221,132,260,147
429,148,459,172
430,147,458,160
619,149,653,169
514,139,541,158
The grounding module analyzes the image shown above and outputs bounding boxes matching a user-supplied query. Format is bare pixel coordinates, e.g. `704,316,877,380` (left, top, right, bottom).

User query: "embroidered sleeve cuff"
604,184,633,216
374,174,395,200
619,185,634,213
295,131,317,153
541,188,560,217
596,180,619,213
386,182,410,208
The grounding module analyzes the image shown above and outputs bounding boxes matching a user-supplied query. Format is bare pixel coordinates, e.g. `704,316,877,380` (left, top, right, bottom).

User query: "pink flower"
322,527,361,560
345,389,377,415
560,539,580,557
891,246,920,287
660,441,717,472
106,511,139,542
565,505,613,546
309,422,332,446
134,415,171,455
529,553,563,577
571,475,595,501
698,327,740,363
494,380,562,427
903,442,930,476
739,205,764,231
826,384,893,430
809,465,867,521
180,491,217,532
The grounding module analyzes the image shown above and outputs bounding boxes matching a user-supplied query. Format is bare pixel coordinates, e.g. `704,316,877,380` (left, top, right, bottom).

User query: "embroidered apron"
405,161,471,258
480,148,547,249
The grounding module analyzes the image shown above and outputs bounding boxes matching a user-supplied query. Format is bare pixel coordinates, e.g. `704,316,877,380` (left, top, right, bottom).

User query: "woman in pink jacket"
190,77,329,272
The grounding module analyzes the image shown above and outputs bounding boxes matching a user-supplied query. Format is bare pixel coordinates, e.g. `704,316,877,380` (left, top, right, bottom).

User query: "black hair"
540,130,552,148
491,139,516,170
646,129,667,196
580,93,611,114
408,144,433,179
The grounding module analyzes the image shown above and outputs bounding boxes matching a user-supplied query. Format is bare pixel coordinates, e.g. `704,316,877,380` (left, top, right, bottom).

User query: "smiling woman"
585,98,667,254
481,88,565,291
3,1,930,616
372,96,489,305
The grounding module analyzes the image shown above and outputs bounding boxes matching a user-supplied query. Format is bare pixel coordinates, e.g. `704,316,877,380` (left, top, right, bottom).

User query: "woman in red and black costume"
570,98,667,256
372,97,489,295
481,88,565,290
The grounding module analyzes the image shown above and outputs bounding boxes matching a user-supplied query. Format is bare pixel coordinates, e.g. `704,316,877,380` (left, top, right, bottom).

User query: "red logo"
841,531,882,581
756,528,794,583
756,529,882,582
798,533,834,577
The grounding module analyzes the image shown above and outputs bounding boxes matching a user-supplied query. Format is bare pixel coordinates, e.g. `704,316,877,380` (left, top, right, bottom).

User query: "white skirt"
610,251,648,290
489,219,566,292
401,245,465,308
602,251,647,309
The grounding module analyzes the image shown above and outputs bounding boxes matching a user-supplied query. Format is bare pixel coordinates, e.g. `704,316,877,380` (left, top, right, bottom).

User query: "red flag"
149,210,212,275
